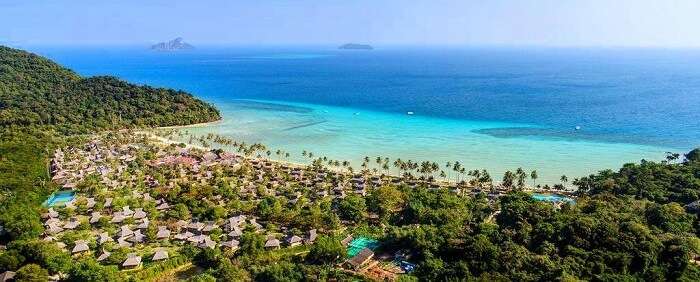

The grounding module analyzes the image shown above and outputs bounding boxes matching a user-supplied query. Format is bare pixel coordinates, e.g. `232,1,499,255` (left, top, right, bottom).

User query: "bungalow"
119,226,134,238
156,226,171,240
155,202,170,211
685,200,700,213
0,271,15,282
122,254,142,269
110,212,126,223
188,234,206,244
346,248,374,270
122,206,134,217
63,219,80,230
98,232,113,244
199,237,217,249
128,230,145,243
306,229,317,244
341,235,353,247
249,219,263,231
286,235,303,247
152,249,169,261
174,231,194,241
45,208,59,219
132,208,147,219
136,218,150,229
86,197,96,209
265,237,281,249
117,237,132,248
89,212,102,224
228,226,243,238
174,220,189,231
71,240,90,254
187,221,205,232
202,222,218,233
104,198,113,208
96,250,111,262
220,239,240,250
46,223,64,235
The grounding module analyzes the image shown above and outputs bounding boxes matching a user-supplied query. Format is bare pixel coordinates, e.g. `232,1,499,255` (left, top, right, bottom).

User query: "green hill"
0,45,220,243
0,45,220,133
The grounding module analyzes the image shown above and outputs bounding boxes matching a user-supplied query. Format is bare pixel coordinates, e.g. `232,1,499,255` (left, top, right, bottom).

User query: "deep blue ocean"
23,45,700,183
33,46,700,148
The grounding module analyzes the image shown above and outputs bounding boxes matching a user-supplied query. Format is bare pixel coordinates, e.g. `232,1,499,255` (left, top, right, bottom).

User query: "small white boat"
575,126,581,130
353,112,360,116
407,111,414,115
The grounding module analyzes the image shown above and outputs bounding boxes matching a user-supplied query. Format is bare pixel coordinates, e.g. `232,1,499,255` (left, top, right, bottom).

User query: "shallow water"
179,99,668,184
29,45,700,183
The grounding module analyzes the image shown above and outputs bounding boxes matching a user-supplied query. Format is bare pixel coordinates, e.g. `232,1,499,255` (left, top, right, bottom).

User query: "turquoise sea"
28,46,700,184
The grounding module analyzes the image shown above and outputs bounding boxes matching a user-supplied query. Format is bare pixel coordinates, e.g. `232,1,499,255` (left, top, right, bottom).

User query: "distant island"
150,37,195,51
338,43,373,50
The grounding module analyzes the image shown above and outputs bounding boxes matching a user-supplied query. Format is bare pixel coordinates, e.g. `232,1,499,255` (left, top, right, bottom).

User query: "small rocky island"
338,43,373,50
150,37,194,51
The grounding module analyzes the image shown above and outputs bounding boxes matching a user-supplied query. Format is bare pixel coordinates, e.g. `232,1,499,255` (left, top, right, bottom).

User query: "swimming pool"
43,190,76,207
532,193,575,203
347,237,380,257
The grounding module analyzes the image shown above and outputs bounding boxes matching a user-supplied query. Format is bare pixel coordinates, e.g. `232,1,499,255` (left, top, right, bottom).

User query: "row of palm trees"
158,129,570,189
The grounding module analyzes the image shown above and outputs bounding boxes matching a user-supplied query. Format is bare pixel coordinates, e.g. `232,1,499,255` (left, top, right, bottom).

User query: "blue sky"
2,0,700,47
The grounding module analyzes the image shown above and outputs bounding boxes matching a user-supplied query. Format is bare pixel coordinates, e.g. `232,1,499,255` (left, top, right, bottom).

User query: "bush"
15,264,49,282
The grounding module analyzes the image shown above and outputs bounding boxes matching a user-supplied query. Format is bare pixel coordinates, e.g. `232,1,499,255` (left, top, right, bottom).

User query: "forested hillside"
0,45,220,276
0,46,220,134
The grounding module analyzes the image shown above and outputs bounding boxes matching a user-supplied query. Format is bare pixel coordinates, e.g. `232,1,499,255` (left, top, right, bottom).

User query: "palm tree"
469,169,481,188
480,170,492,189
445,162,452,179
452,161,462,182
530,170,538,187
560,175,568,187
393,158,403,175
502,170,515,189
515,167,527,189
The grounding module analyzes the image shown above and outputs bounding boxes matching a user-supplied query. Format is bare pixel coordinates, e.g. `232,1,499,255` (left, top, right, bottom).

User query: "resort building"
346,248,375,270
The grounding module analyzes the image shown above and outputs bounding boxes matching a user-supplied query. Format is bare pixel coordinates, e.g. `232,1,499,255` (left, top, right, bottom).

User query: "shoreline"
139,130,577,194
157,119,223,129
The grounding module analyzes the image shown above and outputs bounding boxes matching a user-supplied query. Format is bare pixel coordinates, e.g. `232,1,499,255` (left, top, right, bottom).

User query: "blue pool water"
532,193,575,203
347,237,380,257
43,190,76,207
24,45,700,183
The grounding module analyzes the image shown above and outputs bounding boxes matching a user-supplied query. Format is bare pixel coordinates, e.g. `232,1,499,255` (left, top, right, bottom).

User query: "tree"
15,264,49,282
307,235,346,264
502,171,515,189
530,170,538,187
68,258,124,282
216,259,251,281
367,185,405,219
256,262,304,282
646,203,694,233
239,231,265,257
338,195,367,223
686,149,700,163
515,168,527,189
